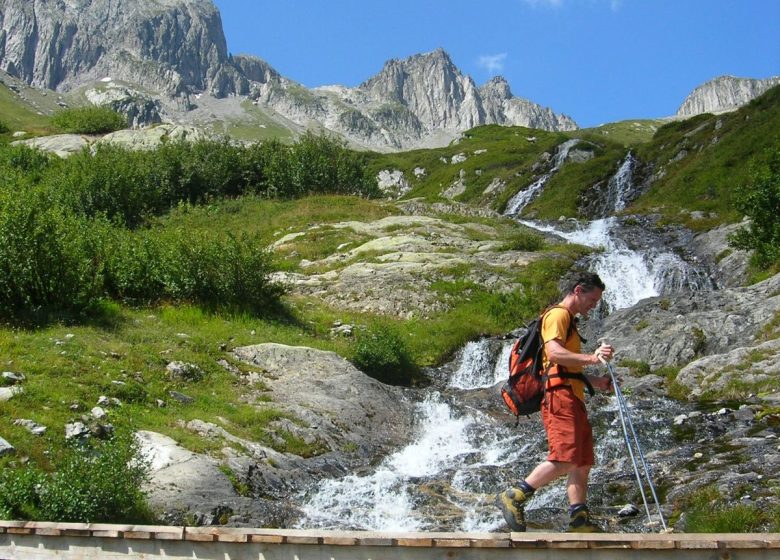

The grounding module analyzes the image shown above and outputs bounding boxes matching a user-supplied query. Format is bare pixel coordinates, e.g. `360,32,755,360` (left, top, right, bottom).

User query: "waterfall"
603,152,636,214
299,341,534,532
504,139,579,216
524,218,710,311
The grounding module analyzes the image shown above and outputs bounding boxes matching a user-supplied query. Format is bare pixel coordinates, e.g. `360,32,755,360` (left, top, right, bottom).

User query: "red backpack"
500,306,591,422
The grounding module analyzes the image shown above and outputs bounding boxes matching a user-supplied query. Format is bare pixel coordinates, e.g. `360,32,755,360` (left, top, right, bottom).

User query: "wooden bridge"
0,521,778,559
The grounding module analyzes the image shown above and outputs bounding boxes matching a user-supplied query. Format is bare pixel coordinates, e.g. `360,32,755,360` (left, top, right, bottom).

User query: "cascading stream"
298,146,706,532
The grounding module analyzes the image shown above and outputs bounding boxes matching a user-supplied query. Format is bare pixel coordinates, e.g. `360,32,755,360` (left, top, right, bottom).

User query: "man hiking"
495,272,615,533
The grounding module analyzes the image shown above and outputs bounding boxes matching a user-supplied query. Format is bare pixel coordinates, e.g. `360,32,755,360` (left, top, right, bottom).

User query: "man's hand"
589,375,613,391
594,342,614,363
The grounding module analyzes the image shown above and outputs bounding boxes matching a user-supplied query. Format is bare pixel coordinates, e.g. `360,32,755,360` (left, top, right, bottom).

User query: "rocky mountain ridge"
0,0,573,150
676,75,780,117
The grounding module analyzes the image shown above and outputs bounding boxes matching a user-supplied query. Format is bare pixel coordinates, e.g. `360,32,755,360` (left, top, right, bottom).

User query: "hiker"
496,272,615,533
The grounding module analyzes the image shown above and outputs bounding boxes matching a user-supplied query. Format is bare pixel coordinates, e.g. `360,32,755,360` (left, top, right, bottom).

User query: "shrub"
105,228,286,312
0,430,152,523
51,106,126,134
351,323,419,385
0,188,111,318
0,119,9,134
729,144,780,269
45,143,166,228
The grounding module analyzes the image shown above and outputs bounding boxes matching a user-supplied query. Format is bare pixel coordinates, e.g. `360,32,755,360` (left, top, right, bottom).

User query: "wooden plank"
433,538,471,547
323,535,358,546
248,533,285,544
396,537,434,547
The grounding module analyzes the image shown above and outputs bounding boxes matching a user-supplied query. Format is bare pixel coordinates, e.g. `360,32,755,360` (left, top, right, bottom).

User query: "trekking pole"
601,357,668,531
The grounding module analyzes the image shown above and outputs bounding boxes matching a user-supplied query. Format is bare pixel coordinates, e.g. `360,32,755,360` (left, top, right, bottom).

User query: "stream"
297,144,717,532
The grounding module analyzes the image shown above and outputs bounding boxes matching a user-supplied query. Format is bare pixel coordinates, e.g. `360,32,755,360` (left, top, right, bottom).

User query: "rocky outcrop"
0,0,244,107
676,75,780,117
599,272,780,371
269,214,541,318
12,123,207,156
84,82,165,128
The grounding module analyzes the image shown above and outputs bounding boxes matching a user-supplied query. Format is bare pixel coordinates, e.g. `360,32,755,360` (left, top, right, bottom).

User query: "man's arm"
545,339,614,391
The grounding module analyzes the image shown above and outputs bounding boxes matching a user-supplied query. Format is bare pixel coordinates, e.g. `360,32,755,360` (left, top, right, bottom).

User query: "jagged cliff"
0,0,248,108
0,1,577,150
676,75,780,117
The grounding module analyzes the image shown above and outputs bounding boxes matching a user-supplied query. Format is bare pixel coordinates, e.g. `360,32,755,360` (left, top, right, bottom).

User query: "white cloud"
478,53,508,75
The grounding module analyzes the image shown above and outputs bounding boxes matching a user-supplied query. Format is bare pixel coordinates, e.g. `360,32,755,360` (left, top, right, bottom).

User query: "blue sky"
212,0,780,128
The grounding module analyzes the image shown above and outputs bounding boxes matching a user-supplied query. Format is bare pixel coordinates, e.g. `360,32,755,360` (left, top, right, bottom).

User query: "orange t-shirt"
541,306,586,401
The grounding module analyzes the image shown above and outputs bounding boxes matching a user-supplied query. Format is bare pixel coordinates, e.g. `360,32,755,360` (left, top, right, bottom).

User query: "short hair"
565,272,606,295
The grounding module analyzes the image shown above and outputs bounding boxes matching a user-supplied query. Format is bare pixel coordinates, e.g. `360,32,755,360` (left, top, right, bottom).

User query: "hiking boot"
494,487,528,531
566,507,604,533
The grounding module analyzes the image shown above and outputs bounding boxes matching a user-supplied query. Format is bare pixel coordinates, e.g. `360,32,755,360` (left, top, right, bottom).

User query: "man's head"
565,272,605,315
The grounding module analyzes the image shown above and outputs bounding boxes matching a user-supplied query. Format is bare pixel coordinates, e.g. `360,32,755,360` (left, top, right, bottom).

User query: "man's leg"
496,460,575,532
526,460,575,489
566,465,591,505
565,465,603,533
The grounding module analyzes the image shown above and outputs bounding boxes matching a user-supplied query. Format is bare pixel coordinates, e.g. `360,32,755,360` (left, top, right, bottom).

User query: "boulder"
231,343,415,454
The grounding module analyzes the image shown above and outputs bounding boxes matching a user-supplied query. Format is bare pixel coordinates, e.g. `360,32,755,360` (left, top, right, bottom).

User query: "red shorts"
541,387,594,467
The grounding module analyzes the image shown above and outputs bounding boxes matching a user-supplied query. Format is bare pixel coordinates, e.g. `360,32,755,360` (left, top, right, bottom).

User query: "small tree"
729,145,780,269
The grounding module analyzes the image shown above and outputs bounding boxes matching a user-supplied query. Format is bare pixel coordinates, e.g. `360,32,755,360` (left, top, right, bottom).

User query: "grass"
678,485,777,532
0,82,54,135
631,85,780,230
569,119,666,147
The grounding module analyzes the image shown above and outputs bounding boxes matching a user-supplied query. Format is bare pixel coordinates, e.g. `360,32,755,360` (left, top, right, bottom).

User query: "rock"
12,134,89,158
0,437,15,457
599,272,780,370
14,419,46,436
231,343,414,454
0,386,23,402
169,391,194,404
677,76,780,117
65,421,90,440
100,124,207,151
2,371,25,384
91,406,107,420
136,430,296,527
618,504,640,517
166,361,205,382
376,169,412,199
675,338,780,400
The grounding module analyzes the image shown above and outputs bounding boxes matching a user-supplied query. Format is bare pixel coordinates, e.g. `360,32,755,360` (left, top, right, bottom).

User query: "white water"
299,387,524,531
524,217,708,311
504,139,580,215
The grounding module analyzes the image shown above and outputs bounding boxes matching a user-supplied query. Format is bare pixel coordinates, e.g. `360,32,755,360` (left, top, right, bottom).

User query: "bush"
351,323,419,385
45,143,166,227
729,144,780,269
0,430,152,523
51,106,126,134
0,188,111,318
105,228,286,312
0,119,9,134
